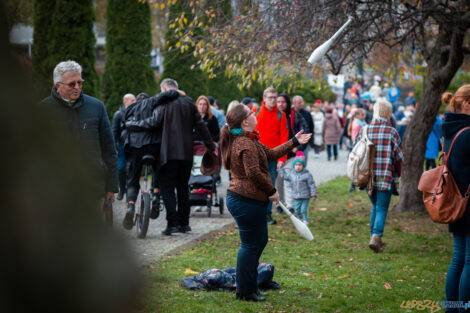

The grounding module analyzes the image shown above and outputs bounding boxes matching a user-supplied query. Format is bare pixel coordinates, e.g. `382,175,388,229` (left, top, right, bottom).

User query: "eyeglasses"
245,111,254,119
58,79,85,88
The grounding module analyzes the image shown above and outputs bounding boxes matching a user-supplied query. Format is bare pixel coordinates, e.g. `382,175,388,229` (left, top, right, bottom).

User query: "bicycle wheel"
136,192,151,239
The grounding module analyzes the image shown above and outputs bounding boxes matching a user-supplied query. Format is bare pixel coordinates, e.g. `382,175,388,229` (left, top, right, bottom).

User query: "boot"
178,225,192,233
122,203,135,230
118,170,127,200
236,292,265,302
369,234,382,253
267,214,277,225
379,237,387,248
161,226,179,236
116,191,124,201
150,193,160,219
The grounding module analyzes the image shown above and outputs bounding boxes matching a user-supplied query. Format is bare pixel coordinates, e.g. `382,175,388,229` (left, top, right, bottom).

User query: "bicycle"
135,154,154,239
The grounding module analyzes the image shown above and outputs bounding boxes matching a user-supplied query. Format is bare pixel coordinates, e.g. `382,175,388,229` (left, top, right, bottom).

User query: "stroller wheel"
219,198,224,215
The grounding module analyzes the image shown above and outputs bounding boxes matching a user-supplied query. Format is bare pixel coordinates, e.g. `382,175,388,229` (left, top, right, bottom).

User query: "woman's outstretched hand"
268,191,280,204
295,130,312,145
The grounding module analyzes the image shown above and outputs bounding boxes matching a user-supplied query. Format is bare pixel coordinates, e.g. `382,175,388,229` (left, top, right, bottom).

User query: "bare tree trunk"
394,84,444,212
393,26,465,212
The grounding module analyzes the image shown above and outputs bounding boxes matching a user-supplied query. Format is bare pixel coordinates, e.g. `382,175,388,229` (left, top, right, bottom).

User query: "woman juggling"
220,103,311,301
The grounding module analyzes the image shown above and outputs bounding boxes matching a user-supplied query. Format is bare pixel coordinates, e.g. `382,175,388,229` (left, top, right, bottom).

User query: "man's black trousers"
124,144,159,202
158,160,193,228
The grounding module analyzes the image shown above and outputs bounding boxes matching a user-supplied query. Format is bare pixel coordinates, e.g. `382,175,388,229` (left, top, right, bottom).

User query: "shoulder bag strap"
445,126,470,166
362,125,369,141
255,105,261,116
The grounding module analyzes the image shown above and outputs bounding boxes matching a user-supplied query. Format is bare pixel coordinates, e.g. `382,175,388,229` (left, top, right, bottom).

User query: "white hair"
292,95,304,103
226,100,240,113
373,100,392,120
160,78,178,90
53,60,82,84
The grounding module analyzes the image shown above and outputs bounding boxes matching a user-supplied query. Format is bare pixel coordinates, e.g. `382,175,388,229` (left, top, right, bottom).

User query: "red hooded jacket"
254,101,289,162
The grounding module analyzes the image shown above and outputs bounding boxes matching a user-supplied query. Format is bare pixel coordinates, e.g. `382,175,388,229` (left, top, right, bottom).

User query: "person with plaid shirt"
356,100,404,253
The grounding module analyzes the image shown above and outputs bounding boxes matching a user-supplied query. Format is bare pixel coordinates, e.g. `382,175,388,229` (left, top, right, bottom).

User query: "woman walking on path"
440,85,470,312
322,105,342,161
311,101,325,158
194,95,220,143
220,103,311,302
356,100,403,253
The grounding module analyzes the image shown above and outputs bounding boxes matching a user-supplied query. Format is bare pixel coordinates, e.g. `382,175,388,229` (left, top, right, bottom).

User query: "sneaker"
288,207,295,214
369,234,382,253
302,220,309,225
276,206,283,214
161,226,179,236
178,225,192,233
314,153,320,159
349,186,355,192
150,194,160,219
122,203,135,230
267,214,277,225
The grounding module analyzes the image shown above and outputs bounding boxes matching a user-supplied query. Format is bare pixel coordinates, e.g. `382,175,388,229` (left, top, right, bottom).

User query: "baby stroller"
188,143,224,217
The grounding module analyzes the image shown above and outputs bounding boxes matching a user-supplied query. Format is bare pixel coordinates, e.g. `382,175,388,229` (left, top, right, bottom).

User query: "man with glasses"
254,86,289,225
40,60,118,206
292,95,313,162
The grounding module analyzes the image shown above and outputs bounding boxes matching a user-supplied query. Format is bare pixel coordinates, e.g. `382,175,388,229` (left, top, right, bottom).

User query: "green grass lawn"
139,177,452,313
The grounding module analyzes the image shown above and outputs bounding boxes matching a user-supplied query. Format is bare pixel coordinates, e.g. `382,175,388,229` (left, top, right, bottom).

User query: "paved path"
113,147,348,264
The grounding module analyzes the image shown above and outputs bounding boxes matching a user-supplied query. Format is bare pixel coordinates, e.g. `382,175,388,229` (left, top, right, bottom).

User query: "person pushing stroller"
278,152,317,225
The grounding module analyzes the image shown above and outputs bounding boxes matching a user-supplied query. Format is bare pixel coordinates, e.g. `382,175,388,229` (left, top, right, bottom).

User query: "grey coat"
278,168,317,199
322,112,342,145
40,87,118,195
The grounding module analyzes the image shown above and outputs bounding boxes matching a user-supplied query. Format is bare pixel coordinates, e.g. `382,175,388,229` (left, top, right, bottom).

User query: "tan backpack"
347,126,375,190
418,127,470,224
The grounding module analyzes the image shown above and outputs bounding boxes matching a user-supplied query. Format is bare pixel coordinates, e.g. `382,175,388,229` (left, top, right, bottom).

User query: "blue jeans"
226,195,268,294
446,234,470,312
294,199,310,222
117,145,127,194
367,189,392,237
302,146,310,165
267,161,278,215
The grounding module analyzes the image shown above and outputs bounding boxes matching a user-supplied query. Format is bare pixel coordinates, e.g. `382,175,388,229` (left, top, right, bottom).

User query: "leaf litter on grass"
140,177,453,313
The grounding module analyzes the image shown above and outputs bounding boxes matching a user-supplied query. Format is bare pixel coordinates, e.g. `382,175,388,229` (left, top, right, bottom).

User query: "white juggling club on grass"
278,202,314,241
307,17,353,65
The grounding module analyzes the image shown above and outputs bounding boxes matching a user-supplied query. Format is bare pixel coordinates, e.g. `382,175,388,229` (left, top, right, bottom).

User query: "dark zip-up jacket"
122,90,179,149
40,87,118,194
441,112,470,235
298,108,314,147
126,94,215,169
112,106,125,147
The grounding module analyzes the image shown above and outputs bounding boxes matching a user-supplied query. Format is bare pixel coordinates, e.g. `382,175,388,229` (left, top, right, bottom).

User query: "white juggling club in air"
307,17,353,65
278,202,314,241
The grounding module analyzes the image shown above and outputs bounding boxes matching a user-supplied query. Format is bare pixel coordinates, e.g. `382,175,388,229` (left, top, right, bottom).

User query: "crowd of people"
42,59,469,306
